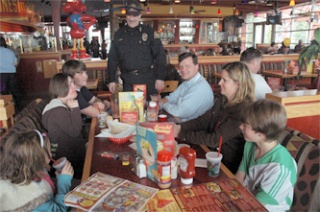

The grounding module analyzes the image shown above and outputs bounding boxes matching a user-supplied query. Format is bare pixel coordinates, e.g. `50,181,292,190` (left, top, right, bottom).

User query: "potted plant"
298,28,320,90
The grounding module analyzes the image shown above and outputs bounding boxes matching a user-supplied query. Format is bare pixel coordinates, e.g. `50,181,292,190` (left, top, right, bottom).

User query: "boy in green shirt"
236,99,297,211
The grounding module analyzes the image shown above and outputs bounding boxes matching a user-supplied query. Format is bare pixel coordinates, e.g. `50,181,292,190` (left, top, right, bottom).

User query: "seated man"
240,47,272,100
160,52,213,122
62,60,111,117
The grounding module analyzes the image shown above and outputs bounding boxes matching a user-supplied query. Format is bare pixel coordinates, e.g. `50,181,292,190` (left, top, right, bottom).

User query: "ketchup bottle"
178,146,196,184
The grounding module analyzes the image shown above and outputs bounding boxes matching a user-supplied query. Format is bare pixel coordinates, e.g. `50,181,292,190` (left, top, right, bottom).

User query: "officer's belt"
121,65,154,75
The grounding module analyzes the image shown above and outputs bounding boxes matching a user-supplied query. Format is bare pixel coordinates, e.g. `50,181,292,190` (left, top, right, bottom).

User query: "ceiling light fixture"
211,0,217,4
139,0,146,2
217,8,221,15
235,8,239,16
174,0,180,3
169,0,173,14
147,6,150,14
190,6,195,15
254,9,258,17
104,0,110,2
266,0,272,6
169,5,173,14
289,0,295,6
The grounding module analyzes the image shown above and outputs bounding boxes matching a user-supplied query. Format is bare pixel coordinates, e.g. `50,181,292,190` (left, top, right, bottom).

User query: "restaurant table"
262,70,317,91
81,118,235,186
78,117,267,211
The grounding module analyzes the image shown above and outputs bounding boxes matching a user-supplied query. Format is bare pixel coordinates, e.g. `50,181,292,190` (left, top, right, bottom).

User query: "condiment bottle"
147,101,158,122
171,156,178,180
157,151,172,189
136,158,147,178
178,147,196,184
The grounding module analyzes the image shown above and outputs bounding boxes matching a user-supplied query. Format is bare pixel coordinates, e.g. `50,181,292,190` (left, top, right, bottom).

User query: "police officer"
108,0,166,99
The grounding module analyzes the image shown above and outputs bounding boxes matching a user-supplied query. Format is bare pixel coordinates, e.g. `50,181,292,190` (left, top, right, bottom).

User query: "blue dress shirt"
163,72,214,122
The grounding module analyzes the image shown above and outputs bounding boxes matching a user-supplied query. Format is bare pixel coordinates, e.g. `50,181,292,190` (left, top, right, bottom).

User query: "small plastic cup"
158,114,167,122
97,112,107,128
205,152,223,177
52,157,67,173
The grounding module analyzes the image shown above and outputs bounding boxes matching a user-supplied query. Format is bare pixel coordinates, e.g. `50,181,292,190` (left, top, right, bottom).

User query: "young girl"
0,130,74,211
42,73,86,179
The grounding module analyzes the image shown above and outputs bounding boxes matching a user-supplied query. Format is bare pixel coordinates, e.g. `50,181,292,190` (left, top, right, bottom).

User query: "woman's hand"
58,161,74,177
66,98,79,109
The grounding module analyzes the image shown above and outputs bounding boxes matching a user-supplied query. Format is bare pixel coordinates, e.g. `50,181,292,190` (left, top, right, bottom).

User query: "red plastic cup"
158,114,167,122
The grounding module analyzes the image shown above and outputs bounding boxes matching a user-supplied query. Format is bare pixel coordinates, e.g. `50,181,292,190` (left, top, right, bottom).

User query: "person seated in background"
236,99,297,211
220,43,230,56
278,42,292,54
164,49,183,85
0,130,74,211
62,60,111,117
179,46,190,55
174,61,255,173
160,52,213,123
42,73,86,179
205,48,214,56
294,39,305,53
267,41,278,54
240,47,272,100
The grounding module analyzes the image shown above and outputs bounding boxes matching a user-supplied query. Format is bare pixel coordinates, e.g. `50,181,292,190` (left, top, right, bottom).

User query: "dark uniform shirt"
108,24,166,84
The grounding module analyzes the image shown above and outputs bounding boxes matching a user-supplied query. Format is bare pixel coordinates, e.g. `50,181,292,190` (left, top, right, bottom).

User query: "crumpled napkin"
95,120,136,138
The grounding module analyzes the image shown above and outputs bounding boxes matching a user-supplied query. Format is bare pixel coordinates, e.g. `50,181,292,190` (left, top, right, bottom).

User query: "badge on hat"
142,33,148,41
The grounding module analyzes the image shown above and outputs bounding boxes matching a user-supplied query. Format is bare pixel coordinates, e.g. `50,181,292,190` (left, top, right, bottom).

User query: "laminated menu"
145,179,267,212
136,122,175,182
119,92,144,124
64,172,158,211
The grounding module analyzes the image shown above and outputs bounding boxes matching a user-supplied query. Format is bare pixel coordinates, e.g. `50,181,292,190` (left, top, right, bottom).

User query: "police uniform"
108,23,166,99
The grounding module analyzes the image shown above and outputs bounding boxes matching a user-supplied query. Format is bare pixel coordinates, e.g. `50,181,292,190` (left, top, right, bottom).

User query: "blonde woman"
174,61,255,173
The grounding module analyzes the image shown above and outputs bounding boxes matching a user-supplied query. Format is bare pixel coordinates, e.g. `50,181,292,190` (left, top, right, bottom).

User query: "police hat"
126,0,144,16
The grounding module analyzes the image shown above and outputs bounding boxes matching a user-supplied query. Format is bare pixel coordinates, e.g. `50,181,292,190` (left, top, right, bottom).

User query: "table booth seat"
279,127,320,211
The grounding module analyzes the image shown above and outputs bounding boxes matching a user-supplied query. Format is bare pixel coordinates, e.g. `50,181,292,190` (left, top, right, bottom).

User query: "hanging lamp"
289,0,295,6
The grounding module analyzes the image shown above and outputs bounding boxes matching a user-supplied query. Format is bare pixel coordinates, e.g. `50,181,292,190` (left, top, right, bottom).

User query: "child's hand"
66,98,79,109
58,161,74,177
103,100,111,109
94,101,105,111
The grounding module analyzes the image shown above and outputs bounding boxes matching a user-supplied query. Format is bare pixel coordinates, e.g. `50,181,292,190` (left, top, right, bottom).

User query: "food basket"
108,135,133,144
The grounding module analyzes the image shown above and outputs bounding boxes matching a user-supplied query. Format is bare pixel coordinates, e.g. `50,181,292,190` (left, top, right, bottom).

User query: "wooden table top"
262,70,318,78
81,118,235,187
77,118,266,211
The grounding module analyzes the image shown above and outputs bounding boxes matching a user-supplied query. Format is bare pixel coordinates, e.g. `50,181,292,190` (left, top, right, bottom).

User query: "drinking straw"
97,105,101,114
51,157,58,164
110,98,116,115
218,136,222,157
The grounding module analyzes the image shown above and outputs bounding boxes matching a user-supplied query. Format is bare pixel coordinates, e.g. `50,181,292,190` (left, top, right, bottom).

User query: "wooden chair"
0,95,15,129
161,80,179,94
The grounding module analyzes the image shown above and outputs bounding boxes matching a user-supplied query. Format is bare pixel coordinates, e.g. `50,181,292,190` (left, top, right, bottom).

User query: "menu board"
145,179,267,211
64,172,158,211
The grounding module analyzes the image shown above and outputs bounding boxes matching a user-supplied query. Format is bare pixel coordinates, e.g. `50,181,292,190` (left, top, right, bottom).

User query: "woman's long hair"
222,61,255,106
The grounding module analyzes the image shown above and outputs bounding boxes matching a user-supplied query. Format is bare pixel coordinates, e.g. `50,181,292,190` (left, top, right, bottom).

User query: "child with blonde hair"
0,130,73,211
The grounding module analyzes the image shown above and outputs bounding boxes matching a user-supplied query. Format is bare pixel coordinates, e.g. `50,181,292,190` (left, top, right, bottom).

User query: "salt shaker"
136,159,147,178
